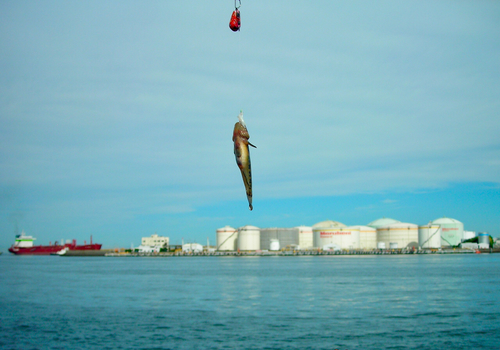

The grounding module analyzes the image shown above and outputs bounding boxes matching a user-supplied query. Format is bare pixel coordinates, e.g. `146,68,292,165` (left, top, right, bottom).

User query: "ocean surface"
1,253,499,350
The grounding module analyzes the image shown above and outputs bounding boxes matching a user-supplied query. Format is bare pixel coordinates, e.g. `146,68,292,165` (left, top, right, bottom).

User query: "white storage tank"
367,217,401,229
478,232,490,245
269,239,280,251
312,220,347,248
377,222,418,249
182,243,203,253
462,230,476,241
296,226,313,249
350,225,377,250
432,217,464,247
216,226,237,251
237,225,260,251
418,224,442,249
313,221,360,250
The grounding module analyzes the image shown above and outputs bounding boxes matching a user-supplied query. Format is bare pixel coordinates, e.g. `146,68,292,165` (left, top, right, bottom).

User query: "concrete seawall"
61,249,115,257
58,248,500,257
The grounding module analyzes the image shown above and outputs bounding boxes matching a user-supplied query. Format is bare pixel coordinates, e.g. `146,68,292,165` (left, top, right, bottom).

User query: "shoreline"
4,248,498,257
101,247,499,257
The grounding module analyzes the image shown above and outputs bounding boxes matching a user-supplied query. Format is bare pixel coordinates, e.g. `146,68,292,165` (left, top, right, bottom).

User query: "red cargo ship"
8,231,102,255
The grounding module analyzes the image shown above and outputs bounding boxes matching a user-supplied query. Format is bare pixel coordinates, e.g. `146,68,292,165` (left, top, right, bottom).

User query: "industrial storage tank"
216,226,237,251
418,224,441,249
237,225,260,251
462,231,476,241
260,228,299,250
312,221,359,250
478,232,490,245
367,217,401,229
350,225,377,250
296,226,313,249
432,217,464,247
269,239,280,251
312,220,347,248
377,222,418,249
182,243,203,253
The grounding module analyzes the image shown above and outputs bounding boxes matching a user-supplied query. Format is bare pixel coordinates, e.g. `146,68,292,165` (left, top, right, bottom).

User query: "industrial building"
182,243,203,253
141,234,169,248
215,216,486,252
260,228,299,251
216,225,313,252
463,230,477,241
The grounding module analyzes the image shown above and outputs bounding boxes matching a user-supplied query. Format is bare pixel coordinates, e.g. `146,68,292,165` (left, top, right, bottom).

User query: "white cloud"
382,199,398,204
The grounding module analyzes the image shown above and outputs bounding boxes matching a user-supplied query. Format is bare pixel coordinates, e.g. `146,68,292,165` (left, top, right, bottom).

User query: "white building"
182,243,203,253
136,245,161,253
142,234,169,248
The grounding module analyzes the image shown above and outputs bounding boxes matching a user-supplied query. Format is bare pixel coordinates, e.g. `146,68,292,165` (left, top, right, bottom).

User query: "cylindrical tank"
182,243,203,253
350,225,377,250
431,217,464,247
296,226,313,249
478,232,490,245
269,239,280,251
237,225,260,251
216,226,237,251
462,230,476,241
312,221,360,250
367,217,401,229
377,222,418,249
312,220,347,248
418,224,441,248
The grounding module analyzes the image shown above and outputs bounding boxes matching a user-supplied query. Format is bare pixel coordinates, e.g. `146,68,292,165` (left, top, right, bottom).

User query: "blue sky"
1,1,499,250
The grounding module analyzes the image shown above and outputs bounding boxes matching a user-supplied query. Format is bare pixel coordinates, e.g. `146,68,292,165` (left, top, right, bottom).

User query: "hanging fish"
233,111,256,210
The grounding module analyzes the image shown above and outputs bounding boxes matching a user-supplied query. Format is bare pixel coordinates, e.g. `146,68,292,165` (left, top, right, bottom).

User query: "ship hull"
8,244,102,255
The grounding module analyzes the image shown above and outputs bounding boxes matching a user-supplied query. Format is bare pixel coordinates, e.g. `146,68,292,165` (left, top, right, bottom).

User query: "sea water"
0,253,499,350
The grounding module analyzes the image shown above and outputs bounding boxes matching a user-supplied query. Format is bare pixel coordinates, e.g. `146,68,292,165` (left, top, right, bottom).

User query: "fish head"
233,118,250,141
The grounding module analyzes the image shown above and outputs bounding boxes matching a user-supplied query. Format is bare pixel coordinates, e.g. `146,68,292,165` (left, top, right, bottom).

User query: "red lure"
229,9,241,32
